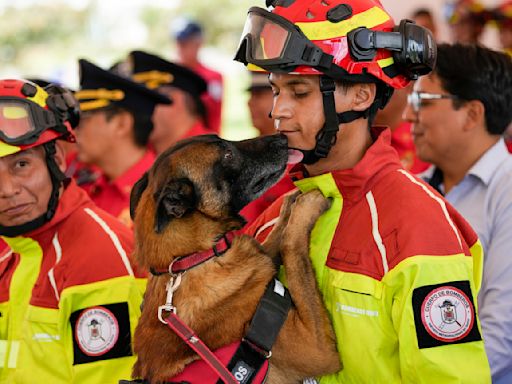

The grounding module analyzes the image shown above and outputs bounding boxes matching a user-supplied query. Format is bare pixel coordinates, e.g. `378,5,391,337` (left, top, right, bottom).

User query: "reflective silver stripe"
0,340,20,368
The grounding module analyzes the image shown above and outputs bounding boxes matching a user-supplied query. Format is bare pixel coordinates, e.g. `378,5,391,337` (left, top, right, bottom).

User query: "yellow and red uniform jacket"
0,181,145,384
247,127,491,383
84,150,155,227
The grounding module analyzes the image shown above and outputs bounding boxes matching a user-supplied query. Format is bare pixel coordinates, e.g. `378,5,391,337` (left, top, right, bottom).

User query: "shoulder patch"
70,302,132,364
412,281,481,349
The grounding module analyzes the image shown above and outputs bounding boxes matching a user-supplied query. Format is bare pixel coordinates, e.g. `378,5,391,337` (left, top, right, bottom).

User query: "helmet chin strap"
0,142,67,237
298,76,368,165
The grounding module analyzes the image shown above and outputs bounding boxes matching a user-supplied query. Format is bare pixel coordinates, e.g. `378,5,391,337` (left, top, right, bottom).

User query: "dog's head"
131,134,290,236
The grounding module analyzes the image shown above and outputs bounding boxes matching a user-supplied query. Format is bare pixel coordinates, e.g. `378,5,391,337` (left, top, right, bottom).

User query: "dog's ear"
154,178,197,233
130,172,149,220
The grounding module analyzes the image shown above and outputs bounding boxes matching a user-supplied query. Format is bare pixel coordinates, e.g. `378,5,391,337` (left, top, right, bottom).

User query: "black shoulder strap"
216,278,292,384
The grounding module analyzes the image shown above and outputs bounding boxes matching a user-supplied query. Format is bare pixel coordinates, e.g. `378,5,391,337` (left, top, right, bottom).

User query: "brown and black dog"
129,134,340,384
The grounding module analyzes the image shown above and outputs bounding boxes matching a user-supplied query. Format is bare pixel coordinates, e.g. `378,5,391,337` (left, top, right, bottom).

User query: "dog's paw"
289,189,331,227
279,190,300,221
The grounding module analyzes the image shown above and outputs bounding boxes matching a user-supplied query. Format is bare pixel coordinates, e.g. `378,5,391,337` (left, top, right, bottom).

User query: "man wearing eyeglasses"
404,43,512,384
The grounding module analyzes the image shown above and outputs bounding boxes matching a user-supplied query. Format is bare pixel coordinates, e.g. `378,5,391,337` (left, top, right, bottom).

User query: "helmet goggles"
0,97,59,146
235,7,327,72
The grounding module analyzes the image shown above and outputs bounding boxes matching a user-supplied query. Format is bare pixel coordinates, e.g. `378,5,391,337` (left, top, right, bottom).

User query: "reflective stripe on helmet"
295,6,390,41
0,142,21,157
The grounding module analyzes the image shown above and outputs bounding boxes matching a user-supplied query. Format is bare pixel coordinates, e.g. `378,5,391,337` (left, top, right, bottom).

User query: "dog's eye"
224,150,233,161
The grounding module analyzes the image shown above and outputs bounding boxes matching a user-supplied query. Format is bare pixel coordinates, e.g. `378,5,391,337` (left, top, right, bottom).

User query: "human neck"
98,142,147,181
440,134,500,193
305,121,373,176
154,115,200,155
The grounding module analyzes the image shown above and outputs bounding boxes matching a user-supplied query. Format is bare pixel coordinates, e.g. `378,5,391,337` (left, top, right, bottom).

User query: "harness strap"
217,279,292,384
165,313,239,384
245,279,291,352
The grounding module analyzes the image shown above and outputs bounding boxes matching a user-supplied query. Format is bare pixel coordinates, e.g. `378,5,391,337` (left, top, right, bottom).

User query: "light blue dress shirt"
431,139,512,383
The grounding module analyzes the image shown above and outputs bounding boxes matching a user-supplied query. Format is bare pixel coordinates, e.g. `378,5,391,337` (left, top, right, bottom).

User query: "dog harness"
122,232,292,384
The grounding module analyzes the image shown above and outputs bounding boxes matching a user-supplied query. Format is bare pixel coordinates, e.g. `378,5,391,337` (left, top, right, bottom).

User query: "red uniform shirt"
192,63,223,134
85,150,155,226
180,120,212,140
391,121,430,174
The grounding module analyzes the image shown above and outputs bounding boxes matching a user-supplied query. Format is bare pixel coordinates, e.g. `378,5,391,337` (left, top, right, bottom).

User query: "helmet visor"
0,99,56,145
235,7,325,71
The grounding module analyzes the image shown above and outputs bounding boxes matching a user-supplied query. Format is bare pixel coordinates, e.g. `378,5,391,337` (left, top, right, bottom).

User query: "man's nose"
270,95,292,122
402,102,418,124
0,171,21,198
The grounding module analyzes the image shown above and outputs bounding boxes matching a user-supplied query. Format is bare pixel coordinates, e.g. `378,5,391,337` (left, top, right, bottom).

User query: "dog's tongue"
287,149,304,165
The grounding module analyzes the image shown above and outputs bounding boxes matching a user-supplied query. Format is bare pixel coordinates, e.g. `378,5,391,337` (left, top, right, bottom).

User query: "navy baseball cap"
172,19,203,41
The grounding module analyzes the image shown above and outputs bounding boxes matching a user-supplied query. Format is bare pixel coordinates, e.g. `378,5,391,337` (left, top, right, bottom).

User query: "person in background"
171,18,223,134
237,0,491,381
411,8,439,40
247,71,276,137
444,0,489,44
493,0,512,56
403,43,512,383
0,79,144,383
74,59,170,226
240,71,295,223
129,50,209,156
374,84,431,174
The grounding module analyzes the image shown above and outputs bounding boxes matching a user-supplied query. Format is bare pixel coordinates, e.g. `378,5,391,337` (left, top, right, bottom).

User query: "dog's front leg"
273,189,341,380
260,190,299,262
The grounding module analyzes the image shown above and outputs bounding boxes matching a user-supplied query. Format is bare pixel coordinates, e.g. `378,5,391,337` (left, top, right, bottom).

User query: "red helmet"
494,0,512,27
235,0,436,89
0,79,78,158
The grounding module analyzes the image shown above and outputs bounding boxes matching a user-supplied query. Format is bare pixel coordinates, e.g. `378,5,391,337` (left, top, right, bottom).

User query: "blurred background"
0,0,504,140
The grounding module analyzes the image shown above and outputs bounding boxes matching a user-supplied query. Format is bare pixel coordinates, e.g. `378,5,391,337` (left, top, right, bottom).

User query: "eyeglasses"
407,91,459,113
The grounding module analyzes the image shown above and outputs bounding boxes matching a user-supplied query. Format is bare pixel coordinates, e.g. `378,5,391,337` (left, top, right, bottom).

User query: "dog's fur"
130,134,340,384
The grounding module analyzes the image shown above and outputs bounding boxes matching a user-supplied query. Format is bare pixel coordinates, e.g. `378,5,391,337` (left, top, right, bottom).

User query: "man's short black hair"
102,105,152,148
435,43,512,135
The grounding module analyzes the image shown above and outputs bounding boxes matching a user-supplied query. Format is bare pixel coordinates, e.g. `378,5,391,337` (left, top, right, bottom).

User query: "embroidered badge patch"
70,302,132,364
412,281,481,349
75,306,119,356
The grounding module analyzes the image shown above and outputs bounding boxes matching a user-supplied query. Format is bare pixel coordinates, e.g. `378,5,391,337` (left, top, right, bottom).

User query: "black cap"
172,19,203,41
129,50,207,100
75,59,171,114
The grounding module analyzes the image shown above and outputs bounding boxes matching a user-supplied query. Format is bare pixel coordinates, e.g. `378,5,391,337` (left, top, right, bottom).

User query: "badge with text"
412,281,481,349
75,306,119,356
70,302,132,364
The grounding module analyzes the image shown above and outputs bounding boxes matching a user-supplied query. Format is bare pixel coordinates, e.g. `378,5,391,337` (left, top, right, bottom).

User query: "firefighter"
0,79,144,383
236,0,491,382
74,59,170,226
128,50,209,156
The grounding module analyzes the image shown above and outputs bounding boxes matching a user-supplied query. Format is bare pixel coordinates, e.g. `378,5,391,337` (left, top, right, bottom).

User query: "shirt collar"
467,138,510,186
291,127,402,202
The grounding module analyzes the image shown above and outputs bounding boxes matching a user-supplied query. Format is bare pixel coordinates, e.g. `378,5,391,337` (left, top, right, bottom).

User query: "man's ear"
113,110,135,139
351,83,377,112
53,141,67,174
463,99,486,133
153,178,197,233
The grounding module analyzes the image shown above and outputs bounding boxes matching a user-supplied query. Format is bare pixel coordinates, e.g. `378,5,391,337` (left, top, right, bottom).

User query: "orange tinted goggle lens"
241,11,291,61
0,102,35,140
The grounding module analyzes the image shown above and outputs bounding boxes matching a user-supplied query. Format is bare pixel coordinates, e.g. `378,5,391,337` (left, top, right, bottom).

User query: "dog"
129,134,340,384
